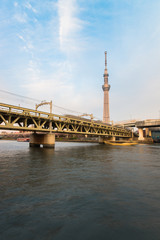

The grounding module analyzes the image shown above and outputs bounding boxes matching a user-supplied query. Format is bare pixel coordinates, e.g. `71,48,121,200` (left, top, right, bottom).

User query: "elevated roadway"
115,119,160,128
115,119,160,141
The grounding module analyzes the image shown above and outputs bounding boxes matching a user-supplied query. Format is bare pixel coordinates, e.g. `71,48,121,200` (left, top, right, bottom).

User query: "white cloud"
23,59,73,99
14,12,27,23
14,2,18,7
20,0,89,115
57,0,84,53
17,34,34,53
13,2,37,24
21,56,100,116
17,34,25,41
24,2,37,13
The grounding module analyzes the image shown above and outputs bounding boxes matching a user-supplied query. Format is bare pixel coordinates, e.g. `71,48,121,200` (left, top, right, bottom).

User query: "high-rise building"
102,51,110,124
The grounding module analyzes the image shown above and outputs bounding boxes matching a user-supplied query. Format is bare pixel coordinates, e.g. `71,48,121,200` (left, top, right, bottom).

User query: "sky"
0,0,160,121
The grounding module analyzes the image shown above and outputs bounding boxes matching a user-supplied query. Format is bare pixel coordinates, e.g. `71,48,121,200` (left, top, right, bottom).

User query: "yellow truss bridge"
0,103,131,138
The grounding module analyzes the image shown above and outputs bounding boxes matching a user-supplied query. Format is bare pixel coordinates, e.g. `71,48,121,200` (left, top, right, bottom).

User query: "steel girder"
0,103,131,138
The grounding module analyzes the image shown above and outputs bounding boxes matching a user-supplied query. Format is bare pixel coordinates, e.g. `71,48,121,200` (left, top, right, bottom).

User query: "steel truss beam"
0,103,131,138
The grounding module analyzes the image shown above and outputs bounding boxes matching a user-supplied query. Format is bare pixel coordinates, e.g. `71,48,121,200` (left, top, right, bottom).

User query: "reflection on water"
0,141,160,240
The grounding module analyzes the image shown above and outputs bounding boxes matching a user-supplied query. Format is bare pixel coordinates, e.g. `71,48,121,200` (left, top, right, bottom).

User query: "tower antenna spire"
105,51,107,69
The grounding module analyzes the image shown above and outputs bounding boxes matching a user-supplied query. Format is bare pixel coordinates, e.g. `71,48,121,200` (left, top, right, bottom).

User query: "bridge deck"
0,103,131,138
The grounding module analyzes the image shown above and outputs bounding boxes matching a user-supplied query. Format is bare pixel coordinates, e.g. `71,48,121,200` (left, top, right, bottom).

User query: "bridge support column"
109,136,116,141
138,128,144,141
30,133,55,148
145,128,149,137
99,136,105,144
145,128,152,137
99,136,116,144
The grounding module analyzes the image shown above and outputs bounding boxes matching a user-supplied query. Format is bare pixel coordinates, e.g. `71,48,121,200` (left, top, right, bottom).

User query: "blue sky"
0,0,160,121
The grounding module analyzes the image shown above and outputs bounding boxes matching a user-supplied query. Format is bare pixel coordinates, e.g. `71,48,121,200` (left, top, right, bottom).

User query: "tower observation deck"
102,51,110,124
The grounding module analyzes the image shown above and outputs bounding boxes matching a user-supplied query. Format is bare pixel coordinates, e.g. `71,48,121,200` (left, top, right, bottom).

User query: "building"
102,51,110,124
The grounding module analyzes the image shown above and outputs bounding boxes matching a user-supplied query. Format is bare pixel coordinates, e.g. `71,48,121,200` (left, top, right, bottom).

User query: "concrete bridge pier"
99,136,116,144
138,128,144,141
138,128,153,142
30,133,55,148
145,128,152,137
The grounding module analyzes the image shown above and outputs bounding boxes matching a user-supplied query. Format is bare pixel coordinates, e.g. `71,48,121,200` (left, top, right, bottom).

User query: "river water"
0,141,160,240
